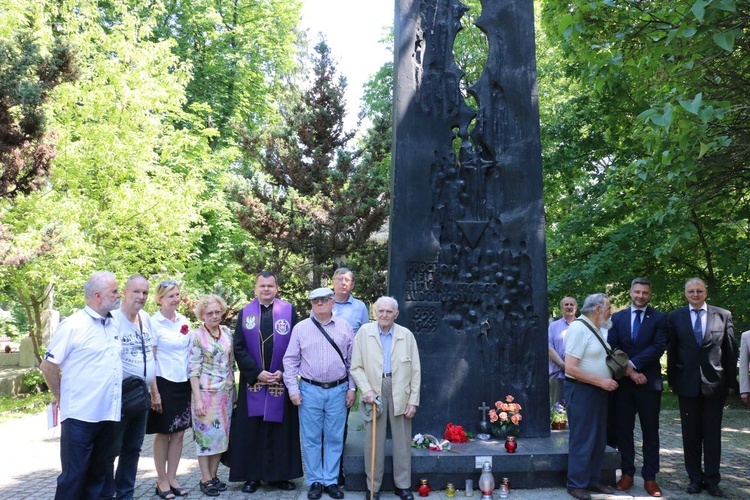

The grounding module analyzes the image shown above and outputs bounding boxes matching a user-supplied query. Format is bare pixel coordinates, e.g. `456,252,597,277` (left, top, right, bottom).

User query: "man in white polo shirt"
40,271,123,499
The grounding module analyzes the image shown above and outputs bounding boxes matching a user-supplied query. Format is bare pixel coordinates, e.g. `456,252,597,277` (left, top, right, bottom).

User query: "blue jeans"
298,381,348,486
102,409,149,499
57,418,119,500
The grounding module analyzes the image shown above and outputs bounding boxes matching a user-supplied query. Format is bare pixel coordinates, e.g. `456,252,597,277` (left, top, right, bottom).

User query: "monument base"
342,417,619,491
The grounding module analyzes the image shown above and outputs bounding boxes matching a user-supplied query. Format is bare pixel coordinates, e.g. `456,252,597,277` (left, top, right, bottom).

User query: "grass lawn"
0,391,53,424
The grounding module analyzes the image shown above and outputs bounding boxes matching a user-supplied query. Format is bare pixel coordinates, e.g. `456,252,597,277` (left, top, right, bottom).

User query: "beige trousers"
363,378,412,492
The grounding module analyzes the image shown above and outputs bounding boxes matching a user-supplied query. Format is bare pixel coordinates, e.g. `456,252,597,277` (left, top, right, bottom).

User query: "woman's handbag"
121,314,151,417
575,318,630,379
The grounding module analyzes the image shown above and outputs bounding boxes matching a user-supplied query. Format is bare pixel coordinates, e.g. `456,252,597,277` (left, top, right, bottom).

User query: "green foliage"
233,38,390,304
538,0,750,319
0,313,20,339
0,0,388,328
22,368,46,393
0,391,53,423
151,0,302,149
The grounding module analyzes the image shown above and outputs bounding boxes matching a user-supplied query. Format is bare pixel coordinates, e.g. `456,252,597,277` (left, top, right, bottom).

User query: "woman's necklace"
207,325,221,341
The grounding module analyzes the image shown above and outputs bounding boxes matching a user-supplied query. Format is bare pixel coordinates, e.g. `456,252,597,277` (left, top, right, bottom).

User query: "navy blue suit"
667,304,736,488
607,305,667,480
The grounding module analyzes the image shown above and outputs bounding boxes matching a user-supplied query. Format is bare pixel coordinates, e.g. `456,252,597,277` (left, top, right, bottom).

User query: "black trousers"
678,394,725,487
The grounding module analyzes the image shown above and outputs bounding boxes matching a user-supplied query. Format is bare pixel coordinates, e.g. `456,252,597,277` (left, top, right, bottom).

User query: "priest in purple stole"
229,271,302,492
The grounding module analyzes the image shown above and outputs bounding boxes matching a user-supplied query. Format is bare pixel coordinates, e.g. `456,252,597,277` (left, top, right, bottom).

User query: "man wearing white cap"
283,287,355,500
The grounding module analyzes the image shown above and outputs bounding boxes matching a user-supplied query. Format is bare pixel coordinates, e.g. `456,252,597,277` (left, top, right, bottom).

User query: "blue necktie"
632,309,642,341
692,309,703,345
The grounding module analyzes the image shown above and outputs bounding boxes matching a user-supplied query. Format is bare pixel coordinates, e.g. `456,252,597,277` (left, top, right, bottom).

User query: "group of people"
39,268,422,500
40,273,235,499
549,277,742,500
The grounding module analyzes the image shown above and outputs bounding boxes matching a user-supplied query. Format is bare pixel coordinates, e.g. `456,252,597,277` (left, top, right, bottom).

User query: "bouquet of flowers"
411,433,430,449
411,433,452,451
488,394,523,436
550,400,567,424
444,422,469,443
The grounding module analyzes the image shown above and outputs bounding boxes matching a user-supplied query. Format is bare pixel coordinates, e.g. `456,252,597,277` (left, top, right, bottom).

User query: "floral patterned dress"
188,325,235,456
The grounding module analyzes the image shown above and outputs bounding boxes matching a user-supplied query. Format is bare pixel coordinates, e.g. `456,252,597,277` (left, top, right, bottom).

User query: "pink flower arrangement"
180,324,189,335
488,394,523,436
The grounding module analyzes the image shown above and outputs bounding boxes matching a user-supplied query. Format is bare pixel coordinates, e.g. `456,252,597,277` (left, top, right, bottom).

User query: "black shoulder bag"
310,317,347,369
574,318,629,379
121,314,151,417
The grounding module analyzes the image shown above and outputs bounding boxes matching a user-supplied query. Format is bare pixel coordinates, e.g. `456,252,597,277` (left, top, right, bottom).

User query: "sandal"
211,477,227,492
200,481,220,497
170,486,189,496
155,485,176,499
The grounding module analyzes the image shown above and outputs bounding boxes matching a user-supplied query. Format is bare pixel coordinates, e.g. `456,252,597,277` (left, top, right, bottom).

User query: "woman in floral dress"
189,294,235,497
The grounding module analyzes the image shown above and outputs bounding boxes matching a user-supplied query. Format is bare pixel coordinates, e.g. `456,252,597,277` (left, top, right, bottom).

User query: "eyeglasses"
159,280,177,289
204,310,223,317
311,297,332,305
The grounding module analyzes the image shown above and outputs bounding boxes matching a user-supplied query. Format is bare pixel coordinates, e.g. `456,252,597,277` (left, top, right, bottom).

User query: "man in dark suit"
608,278,667,497
667,277,737,498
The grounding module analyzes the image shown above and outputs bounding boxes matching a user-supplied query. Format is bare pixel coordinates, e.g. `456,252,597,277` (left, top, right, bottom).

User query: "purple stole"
242,298,293,422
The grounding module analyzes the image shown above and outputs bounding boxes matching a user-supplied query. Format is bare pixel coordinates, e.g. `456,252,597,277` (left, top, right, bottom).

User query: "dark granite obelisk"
390,0,549,438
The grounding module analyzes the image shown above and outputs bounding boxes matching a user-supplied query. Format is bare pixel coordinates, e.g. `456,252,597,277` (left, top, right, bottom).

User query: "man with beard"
40,271,123,499
229,271,303,492
564,293,621,500
608,278,667,497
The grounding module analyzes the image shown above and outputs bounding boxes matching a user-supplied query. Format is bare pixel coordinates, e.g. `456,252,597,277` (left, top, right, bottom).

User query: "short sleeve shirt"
44,306,123,423
152,310,191,382
113,308,156,386
565,316,611,380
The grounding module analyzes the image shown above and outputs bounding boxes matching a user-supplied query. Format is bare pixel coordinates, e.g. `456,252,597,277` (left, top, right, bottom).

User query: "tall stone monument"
390,0,549,438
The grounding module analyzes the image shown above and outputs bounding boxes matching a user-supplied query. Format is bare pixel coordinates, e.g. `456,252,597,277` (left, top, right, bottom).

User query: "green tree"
232,39,390,307
538,0,750,320
0,0,214,360
152,0,302,149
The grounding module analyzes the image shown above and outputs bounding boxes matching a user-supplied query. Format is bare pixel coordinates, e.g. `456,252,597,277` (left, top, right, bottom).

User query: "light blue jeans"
298,380,348,486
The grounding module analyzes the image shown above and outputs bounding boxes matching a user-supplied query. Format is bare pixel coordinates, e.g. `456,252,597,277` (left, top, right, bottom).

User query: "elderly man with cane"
351,297,421,500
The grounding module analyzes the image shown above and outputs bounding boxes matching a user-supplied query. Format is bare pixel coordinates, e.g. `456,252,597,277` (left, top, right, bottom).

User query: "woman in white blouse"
147,281,192,499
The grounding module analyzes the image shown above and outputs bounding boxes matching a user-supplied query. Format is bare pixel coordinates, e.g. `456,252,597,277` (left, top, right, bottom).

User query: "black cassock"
228,304,303,482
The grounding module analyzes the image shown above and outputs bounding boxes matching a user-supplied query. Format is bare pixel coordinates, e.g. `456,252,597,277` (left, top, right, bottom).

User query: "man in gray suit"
667,277,737,497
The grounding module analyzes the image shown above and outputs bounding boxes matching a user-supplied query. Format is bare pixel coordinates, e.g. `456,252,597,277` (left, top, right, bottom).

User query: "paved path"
1,410,748,499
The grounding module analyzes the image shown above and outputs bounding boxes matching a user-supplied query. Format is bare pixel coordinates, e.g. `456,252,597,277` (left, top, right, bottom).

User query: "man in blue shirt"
332,268,369,335
331,267,370,485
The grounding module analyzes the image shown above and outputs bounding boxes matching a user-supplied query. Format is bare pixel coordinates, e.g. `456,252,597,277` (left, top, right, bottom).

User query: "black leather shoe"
242,480,260,493
325,484,345,499
308,482,324,500
270,480,297,491
367,491,379,500
707,485,724,497
586,484,614,494
686,482,702,494
394,488,414,500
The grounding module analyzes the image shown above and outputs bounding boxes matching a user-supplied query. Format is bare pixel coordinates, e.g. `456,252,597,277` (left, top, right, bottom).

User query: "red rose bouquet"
444,422,469,443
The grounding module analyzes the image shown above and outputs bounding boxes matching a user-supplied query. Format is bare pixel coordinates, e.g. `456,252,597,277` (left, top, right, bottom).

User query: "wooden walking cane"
370,400,378,497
